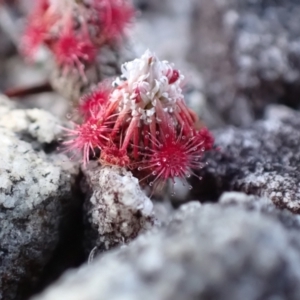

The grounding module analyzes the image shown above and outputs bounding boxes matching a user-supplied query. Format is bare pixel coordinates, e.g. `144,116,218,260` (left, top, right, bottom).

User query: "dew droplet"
188,185,193,190
149,182,153,187
66,113,72,120
138,167,142,171
152,171,157,175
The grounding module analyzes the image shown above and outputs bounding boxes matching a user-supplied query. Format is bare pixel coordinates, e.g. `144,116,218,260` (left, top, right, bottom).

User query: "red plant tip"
21,24,47,59
99,0,135,42
79,81,112,118
168,70,180,84
53,24,96,77
21,0,135,78
197,127,214,151
140,126,206,186
21,0,56,59
63,116,110,166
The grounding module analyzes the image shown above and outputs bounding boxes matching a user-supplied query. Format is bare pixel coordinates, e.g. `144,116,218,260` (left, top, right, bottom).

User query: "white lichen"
84,163,155,251
0,108,63,143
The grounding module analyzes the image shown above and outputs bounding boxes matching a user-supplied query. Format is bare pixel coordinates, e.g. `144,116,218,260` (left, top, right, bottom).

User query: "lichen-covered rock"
31,197,300,300
188,0,300,126
0,108,63,144
191,105,300,213
81,163,154,255
0,95,16,117
0,98,79,300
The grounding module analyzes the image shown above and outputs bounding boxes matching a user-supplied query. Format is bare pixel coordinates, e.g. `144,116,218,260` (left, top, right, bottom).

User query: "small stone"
81,162,155,255
191,105,300,213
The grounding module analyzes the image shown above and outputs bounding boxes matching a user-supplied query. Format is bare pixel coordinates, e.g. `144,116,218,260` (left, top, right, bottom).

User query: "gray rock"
31,198,300,300
81,163,154,255
188,0,300,126
0,107,63,144
191,105,300,213
0,98,80,300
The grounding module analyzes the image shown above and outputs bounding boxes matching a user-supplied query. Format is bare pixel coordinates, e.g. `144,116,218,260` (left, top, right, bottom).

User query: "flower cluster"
21,0,134,78
64,50,214,188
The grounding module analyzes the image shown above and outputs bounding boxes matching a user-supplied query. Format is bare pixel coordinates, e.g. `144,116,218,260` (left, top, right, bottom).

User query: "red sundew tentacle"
92,0,134,43
121,116,139,151
142,123,150,148
177,99,195,127
73,55,88,81
196,128,215,151
173,110,192,137
133,122,139,160
51,14,96,78
178,109,192,127
79,82,112,118
154,99,169,133
21,0,56,59
149,114,157,150
135,121,208,187
141,133,162,151
104,99,120,118
110,107,130,138
62,115,111,165
187,107,199,124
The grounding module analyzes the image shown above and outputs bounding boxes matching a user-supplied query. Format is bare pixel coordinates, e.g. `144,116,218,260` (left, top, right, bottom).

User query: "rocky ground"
1,0,300,300
31,196,300,300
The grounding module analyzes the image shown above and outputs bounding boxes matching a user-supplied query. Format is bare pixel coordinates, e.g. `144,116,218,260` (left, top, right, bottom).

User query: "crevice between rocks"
26,172,86,300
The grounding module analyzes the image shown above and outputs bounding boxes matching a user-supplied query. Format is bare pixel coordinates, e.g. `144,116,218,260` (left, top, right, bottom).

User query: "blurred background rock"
2,0,300,128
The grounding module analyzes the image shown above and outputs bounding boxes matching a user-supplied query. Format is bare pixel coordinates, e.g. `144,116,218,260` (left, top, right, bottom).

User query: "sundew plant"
64,50,214,189
21,0,134,79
